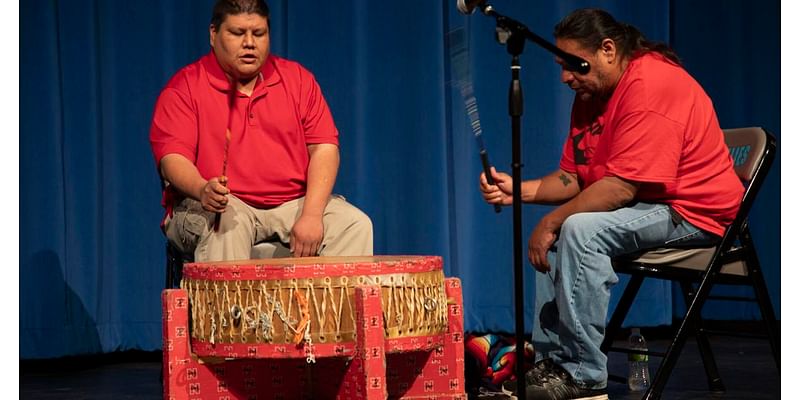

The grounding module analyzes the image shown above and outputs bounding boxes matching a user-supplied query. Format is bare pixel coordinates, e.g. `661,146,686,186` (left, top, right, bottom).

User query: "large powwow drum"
181,256,449,358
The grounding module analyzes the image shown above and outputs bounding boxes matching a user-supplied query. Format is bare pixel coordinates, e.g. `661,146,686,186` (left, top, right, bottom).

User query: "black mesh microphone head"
565,55,591,75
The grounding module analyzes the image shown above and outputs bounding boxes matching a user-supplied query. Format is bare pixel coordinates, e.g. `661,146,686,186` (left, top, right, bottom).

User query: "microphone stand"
473,4,590,400
505,27,529,400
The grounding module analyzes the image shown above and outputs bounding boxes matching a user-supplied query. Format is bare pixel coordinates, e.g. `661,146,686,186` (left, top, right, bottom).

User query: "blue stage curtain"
20,0,779,358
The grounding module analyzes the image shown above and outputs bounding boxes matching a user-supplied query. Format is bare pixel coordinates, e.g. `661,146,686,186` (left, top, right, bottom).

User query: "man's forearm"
303,144,339,217
160,153,207,201
522,170,581,204
546,176,638,227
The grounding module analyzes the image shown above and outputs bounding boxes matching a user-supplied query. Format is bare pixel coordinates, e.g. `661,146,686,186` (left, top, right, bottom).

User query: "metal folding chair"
601,127,779,399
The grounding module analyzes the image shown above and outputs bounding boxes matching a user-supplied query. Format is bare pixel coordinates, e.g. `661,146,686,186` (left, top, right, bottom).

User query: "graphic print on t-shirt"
571,119,603,165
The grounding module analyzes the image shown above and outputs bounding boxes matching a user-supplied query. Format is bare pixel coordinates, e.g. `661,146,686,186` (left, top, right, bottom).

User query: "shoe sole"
477,393,517,400
500,392,606,400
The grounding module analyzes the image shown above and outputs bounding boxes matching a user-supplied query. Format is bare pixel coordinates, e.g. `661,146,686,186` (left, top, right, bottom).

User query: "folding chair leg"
741,227,781,370
165,242,175,289
166,242,186,289
750,270,780,369
645,269,718,399
601,275,645,354
680,282,725,393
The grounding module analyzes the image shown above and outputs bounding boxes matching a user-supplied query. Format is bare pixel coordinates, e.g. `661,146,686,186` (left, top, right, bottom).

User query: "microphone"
563,54,590,75
456,0,485,15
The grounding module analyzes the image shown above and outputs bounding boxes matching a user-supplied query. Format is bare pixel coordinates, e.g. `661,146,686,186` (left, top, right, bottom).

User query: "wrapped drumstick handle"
212,129,231,232
480,151,502,213
213,80,236,232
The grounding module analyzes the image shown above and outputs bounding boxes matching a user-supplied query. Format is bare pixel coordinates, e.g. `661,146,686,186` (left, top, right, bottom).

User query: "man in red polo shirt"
479,8,742,400
150,0,372,262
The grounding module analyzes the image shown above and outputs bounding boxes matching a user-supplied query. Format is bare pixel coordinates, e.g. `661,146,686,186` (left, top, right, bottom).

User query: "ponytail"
554,9,681,66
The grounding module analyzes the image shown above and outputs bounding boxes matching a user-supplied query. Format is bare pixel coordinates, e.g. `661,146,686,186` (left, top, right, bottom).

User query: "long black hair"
554,8,681,66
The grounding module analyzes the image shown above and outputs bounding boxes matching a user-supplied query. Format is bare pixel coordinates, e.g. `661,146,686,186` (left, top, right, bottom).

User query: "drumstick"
213,80,236,232
447,27,502,213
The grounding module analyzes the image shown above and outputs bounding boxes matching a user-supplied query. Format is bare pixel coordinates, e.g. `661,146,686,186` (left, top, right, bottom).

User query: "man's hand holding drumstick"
158,153,229,217
201,175,229,214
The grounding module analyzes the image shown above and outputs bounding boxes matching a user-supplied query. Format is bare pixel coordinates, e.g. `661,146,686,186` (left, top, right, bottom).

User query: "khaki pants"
165,194,373,262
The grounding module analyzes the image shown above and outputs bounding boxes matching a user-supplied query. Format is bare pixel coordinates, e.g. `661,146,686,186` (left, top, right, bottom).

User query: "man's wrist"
543,212,565,231
192,179,208,201
300,195,329,219
300,211,323,219
299,205,324,219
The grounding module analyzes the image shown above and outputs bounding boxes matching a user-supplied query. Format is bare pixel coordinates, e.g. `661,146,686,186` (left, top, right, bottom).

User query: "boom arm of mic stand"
480,4,591,74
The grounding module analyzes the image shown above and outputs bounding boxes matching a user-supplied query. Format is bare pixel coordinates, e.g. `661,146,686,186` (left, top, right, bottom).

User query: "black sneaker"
501,358,557,395
501,359,608,400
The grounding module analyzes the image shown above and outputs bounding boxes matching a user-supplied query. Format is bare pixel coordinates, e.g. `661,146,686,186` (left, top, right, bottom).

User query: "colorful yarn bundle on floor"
465,332,534,395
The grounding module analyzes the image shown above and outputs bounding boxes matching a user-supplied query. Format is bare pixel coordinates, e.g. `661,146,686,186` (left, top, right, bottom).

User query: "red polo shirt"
559,53,742,236
150,52,339,215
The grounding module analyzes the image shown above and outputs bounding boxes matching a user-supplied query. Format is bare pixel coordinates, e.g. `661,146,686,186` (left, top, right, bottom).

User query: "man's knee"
560,213,595,243
558,211,622,255
327,197,373,235
348,208,373,237
166,199,213,253
348,211,373,255
323,199,373,255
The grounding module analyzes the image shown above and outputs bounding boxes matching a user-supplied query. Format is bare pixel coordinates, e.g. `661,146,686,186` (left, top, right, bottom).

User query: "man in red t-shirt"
479,8,742,400
150,0,372,262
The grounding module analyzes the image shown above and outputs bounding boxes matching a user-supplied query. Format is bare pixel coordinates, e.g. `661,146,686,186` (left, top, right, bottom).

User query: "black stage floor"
20,334,779,399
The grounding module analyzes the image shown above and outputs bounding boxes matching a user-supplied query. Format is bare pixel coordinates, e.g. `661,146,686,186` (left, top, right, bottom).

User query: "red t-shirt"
150,52,339,215
559,53,743,236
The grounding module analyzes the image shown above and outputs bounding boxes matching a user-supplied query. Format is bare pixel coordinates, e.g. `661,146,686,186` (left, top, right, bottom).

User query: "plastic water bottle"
627,328,651,391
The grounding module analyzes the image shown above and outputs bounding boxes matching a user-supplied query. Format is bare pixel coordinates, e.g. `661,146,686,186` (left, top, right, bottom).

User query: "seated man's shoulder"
163,56,208,92
270,55,318,81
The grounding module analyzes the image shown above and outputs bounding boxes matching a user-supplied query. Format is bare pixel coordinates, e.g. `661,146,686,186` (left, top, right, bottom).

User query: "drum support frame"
162,278,467,399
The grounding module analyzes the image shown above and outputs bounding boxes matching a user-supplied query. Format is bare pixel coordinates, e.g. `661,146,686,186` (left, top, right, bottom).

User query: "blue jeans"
533,202,719,389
